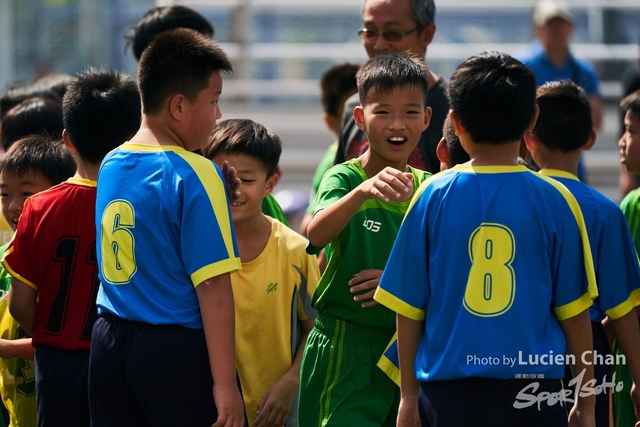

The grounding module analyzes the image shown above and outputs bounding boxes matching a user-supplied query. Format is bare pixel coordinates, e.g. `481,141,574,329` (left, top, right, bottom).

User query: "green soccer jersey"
613,187,640,427
0,243,11,297
306,142,338,215
309,159,431,328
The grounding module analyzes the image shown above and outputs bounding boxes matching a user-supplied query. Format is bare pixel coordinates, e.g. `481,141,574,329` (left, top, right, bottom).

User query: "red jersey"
2,179,99,350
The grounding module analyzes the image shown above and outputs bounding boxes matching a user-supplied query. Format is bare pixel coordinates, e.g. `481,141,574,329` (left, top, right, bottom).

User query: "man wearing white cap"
519,0,602,181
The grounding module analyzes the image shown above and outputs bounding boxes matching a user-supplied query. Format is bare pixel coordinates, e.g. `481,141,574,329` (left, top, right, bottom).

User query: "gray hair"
361,0,436,28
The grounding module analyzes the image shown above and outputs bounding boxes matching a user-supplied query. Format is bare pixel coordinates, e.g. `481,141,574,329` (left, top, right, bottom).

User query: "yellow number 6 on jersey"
463,223,515,317
101,200,137,284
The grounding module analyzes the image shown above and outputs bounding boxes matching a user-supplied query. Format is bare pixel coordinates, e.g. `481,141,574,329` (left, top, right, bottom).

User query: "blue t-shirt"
95,143,241,329
518,42,601,96
541,170,640,322
375,165,596,381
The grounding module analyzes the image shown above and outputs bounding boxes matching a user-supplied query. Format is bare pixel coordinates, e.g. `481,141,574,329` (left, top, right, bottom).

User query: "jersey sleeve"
374,181,431,321
306,164,352,255
594,207,640,319
1,199,38,290
182,162,241,287
550,190,596,321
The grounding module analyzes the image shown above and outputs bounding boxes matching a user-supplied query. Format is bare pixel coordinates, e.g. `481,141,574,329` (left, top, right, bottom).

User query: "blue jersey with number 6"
95,143,241,329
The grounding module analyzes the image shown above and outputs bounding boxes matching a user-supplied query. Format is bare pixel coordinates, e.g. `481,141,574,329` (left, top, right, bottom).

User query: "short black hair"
1,97,63,151
621,89,640,117
0,82,61,120
448,51,537,144
357,53,429,107
63,68,141,165
320,63,359,117
138,28,232,116
126,5,214,61
0,135,76,186
533,80,592,152
443,115,469,167
203,119,282,177
31,73,75,100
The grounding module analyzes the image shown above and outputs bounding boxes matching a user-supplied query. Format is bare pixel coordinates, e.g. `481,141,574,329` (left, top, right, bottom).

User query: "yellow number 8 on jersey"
101,200,137,285
463,223,515,317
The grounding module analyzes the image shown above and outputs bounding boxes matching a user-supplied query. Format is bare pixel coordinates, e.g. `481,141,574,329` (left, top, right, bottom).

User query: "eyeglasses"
357,27,419,42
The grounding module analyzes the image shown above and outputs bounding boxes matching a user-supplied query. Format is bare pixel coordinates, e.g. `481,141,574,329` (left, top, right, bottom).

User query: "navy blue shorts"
418,377,568,427
89,314,221,427
35,345,90,427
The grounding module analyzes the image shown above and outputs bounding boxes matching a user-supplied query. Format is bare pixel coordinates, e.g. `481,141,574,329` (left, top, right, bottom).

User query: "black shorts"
418,377,568,427
88,314,220,427
35,345,90,427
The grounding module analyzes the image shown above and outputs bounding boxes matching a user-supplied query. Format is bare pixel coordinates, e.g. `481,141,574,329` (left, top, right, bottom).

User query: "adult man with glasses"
334,0,449,174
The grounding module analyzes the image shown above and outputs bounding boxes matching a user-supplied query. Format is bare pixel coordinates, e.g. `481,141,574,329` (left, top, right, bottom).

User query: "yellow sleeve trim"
374,287,426,321
377,333,400,387
554,292,592,321
191,257,242,287
604,288,640,320
534,173,598,301
0,258,38,291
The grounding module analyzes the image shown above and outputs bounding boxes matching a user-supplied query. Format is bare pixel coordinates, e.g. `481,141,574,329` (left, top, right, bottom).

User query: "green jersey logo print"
265,283,278,295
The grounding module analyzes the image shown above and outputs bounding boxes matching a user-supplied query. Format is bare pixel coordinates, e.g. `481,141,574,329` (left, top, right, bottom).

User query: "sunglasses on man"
357,27,419,42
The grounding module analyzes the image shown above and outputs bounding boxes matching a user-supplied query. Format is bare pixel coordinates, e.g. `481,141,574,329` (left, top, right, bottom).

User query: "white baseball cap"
533,0,574,26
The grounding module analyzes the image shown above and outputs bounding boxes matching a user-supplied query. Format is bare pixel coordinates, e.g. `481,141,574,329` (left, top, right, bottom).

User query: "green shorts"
298,314,399,427
612,338,635,427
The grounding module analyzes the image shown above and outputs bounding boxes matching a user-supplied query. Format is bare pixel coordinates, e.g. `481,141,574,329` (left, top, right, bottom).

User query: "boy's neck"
130,115,186,148
234,213,273,264
74,158,100,181
464,138,522,167
358,149,408,178
534,147,582,178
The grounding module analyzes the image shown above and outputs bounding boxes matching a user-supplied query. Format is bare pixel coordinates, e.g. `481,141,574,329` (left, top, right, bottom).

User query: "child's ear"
523,129,537,153
436,137,448,166
265,170,281,195
423,106,432,132
62,129,76,152
448,110,465,137
354,106,366,131
169,94,186,121
583,130,597,151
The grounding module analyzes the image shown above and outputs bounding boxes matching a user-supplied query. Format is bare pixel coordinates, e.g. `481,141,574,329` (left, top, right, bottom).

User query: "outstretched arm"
196,274,245,427
307,168,413,248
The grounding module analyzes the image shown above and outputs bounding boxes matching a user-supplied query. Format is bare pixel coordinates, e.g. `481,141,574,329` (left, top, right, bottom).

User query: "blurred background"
2,0,640,223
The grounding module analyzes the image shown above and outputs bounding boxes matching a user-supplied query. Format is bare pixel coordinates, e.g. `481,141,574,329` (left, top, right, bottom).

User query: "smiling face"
211,152,278,226
0,170,52,230
354,84,431,166
361,0,432,61
620,111,640,174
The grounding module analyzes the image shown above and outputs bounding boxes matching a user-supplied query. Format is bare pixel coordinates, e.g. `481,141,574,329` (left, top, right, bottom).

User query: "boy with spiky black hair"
3,68,141,427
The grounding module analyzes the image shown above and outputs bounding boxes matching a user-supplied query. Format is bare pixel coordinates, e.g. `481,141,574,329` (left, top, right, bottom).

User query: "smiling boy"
204,119,319,427
299,53,432,426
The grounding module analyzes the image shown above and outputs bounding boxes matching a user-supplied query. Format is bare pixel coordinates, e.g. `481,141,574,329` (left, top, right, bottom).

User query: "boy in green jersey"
613,89,640,427
299,53,432,426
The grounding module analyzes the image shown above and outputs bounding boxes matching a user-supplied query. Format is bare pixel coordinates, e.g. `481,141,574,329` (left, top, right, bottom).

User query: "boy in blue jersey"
374,51,597,427
90,29,245,427
524,80,640,427
299,53,432,426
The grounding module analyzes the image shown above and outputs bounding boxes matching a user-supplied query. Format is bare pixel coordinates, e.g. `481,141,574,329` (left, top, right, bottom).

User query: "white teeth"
389,137,405,141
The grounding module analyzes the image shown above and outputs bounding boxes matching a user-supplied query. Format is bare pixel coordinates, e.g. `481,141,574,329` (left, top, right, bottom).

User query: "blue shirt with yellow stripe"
96,143,241,329
375,165,596,382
